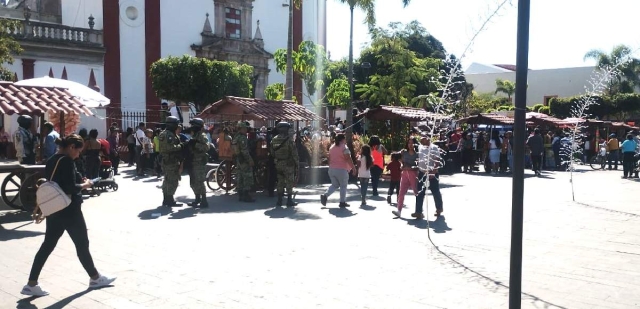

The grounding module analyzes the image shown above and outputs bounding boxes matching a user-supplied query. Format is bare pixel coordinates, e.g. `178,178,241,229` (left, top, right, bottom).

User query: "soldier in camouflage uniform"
158,116,185,207
271,122,299,207
232,121,255,202
186,118,210,208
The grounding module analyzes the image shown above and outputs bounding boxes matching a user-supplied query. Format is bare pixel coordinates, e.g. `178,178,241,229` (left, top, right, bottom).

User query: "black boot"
276,194,283,207
189,195,201,207
199,195,209,208
286,196,295,208
167,196,182,207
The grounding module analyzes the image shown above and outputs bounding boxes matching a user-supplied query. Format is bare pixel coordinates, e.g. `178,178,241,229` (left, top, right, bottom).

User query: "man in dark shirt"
527,128,545,176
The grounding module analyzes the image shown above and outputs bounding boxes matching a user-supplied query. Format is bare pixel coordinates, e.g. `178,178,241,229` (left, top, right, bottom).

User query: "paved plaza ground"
0,165,639,309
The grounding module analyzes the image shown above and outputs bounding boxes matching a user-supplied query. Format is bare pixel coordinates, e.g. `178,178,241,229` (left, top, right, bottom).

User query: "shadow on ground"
0,211,42,242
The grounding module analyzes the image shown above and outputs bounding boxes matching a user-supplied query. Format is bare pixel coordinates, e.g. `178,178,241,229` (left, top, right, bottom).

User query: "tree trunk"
284,0,294,100
346,5,355,144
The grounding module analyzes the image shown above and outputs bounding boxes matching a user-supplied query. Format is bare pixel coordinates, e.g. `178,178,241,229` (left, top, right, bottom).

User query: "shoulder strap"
50,157,64,180
273,136,290,152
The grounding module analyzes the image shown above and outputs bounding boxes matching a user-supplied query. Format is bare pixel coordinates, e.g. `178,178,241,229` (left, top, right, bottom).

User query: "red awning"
0,82,93,116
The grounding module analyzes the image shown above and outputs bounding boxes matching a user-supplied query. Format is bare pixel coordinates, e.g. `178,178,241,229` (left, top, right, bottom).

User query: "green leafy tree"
0,19,23,81
274,41,328,104
584,44,640,94
150,55,252,111
326,78,351,108
465,91,495,115
355,33,441,107
494,78,515,101
264,83,285,101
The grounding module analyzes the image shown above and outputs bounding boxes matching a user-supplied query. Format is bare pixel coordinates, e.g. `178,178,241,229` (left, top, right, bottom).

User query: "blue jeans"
369,165,383,195
415,172,443,214
359,178,369,200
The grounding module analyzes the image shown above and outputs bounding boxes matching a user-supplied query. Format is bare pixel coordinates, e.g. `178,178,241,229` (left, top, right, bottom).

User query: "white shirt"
135,128,145,146
418,143,441,173
141,136,154,154
358,156,371,178
169,106,180,118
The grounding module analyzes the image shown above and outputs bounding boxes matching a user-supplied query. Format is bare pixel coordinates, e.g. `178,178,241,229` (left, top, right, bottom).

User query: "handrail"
5,19,103,46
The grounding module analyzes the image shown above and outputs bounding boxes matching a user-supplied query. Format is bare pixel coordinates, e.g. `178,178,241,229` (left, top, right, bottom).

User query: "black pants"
415,171,443,214
370,165,383,195
28,205,98,281
387,180,400,196
127,144,135,166
110,153,120,174
135,146,143,174
531,154,542,172
623,152,635,177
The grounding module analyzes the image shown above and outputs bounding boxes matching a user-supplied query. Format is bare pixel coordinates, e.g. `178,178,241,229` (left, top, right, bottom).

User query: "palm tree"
337,0,375,144
495,78,516,102
584,44,640,94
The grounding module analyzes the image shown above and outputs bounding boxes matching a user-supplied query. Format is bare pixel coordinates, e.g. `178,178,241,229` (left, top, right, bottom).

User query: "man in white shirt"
414,134,444,219
134,122,146,176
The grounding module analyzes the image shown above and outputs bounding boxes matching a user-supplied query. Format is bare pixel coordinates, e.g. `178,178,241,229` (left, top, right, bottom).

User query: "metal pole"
509,0,531,308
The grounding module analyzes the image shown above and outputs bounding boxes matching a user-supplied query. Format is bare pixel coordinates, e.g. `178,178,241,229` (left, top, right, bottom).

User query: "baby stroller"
92,139,119,192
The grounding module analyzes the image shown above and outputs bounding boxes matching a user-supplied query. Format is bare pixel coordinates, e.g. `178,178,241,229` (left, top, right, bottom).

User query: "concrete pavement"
0,165,639,308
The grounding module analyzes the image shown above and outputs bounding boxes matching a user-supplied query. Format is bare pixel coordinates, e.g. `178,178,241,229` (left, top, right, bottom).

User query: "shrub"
532,104,544,112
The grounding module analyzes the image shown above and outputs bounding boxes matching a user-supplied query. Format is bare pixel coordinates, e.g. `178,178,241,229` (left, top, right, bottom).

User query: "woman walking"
357,145,373,206
22,135,115,296
392,137,420,218
320,134,356,208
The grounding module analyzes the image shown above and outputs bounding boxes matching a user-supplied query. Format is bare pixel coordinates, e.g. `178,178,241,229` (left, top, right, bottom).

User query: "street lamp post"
509,0,531,308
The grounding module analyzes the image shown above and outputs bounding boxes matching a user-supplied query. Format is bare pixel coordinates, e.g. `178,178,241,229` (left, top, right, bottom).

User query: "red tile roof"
198,96,323,122
357,105,451,121
0,82,93,116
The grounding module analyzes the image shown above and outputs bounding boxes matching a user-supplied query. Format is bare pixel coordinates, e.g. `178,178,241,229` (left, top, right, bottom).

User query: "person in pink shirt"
393,136,420,218
320,134,356,208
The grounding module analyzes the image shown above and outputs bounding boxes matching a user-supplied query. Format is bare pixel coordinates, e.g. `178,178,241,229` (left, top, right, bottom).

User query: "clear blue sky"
325,0,640,70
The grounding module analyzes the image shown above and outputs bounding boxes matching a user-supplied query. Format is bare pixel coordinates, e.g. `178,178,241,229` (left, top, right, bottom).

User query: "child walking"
386,152,401,204
358,145,373,206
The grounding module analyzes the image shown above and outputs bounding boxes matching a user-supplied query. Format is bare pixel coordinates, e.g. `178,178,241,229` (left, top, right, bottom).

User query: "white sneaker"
89,275,116,289
21,284,49,296
392,210,401,218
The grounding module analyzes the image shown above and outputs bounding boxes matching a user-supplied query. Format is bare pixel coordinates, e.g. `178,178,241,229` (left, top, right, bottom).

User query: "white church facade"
1,0,326,129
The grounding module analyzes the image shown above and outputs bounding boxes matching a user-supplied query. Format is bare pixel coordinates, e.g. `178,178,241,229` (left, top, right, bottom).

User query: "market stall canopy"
356,105,451,121
197,96,323,122
0,82,93,116
525,112,566,127
458,113,519,125
15,76,110,108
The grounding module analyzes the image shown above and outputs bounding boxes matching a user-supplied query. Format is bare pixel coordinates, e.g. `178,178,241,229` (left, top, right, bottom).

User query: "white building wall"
61,0,104,29
252,0,289,89
118,0,146,112
32,60,105,93
465,66,597,106
160,0,209,58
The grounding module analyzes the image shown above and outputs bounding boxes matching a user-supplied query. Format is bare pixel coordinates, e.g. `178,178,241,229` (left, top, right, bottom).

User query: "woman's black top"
46,154,84,207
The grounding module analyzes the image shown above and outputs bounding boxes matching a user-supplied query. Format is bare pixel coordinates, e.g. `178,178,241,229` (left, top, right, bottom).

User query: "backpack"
33,157,71,223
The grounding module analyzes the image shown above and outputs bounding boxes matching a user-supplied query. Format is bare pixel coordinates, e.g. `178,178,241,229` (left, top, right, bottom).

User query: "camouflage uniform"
189,131,210,194
271,122,298,207
158,120,184,207
186,118,210,208
232,122,255,202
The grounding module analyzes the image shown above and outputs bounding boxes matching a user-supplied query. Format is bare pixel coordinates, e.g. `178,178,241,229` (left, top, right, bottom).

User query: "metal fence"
108,110,198,130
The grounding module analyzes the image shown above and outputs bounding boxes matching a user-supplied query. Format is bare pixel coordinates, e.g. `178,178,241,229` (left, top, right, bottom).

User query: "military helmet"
166,116,180,124
276,122,291,129
189,118,205,127
237,121,249,128
17,115,33,127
